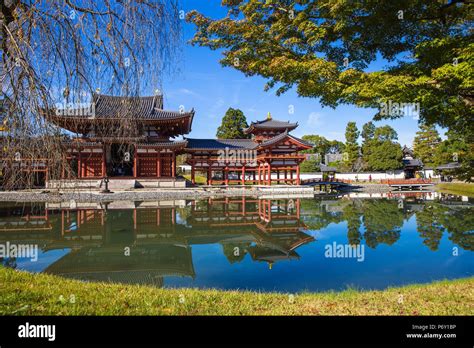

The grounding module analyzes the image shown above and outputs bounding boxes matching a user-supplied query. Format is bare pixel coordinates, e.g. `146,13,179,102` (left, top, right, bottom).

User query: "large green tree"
344,122,360,170
187,0,473,136
365,126,403,171
361,121,376,167
301,134,344,162
216,108,250,139
413,124,442,167
189,1,474,180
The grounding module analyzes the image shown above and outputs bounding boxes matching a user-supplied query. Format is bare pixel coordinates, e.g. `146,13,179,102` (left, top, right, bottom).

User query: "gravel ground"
0,187,314,202
0,183,429,203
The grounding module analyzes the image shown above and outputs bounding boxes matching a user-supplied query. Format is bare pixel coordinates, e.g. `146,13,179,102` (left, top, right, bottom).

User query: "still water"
1,192,473,292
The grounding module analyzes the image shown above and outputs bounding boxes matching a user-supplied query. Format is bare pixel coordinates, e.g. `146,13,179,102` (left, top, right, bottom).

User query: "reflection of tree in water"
414,203,473,251
415,204,445,251
222,243,250,264
343,202,363,246
300,199,344,230
438,207,474,251
361,200,404,249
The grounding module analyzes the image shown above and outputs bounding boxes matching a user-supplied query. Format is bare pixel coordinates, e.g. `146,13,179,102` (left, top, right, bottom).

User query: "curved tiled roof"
50,93,194,120
185,138,258,150
258,131,313,149
244,118,298,134
137,140,188,149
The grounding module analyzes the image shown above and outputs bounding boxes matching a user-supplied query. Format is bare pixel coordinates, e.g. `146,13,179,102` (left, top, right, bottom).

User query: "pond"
0,192,473,293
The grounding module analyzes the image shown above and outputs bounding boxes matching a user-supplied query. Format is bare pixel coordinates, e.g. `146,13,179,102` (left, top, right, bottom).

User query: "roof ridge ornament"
267,111,272,120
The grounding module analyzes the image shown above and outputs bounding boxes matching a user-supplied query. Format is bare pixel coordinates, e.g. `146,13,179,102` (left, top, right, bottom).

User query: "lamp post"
101,176,112,193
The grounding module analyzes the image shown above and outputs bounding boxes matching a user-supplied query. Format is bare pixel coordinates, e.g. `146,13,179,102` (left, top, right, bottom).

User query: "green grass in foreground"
1,267,473,315
436,182,474,197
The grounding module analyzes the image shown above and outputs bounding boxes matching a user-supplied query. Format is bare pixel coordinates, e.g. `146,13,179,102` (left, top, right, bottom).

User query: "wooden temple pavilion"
45,93,194,180
185,113,312,185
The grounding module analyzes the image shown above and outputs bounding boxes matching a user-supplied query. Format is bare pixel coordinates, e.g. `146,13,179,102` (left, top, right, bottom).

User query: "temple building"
185,112,312,185
45,93,193,184
38,94,311,187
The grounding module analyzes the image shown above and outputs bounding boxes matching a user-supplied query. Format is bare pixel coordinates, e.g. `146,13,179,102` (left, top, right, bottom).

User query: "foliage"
433,130,473,181
413,124,442,167
301,134,344,161
364,125,403,171
2,0,182,189
187,0,473,136
344,122,360,170
187,0,473,179
299,158,320,173
216,108,250,139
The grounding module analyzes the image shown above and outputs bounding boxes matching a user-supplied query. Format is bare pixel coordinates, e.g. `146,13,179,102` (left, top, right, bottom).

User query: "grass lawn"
1,267,473,315
436,182,474,197
182,174,207,185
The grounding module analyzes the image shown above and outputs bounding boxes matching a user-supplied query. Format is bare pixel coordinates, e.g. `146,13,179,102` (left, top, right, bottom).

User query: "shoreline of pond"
0,183,442,203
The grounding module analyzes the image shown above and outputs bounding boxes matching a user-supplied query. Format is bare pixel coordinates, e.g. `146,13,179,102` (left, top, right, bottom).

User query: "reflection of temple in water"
0,198,313,286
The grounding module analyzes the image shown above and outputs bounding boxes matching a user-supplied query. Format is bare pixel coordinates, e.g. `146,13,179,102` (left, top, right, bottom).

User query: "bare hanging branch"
1,0,183,189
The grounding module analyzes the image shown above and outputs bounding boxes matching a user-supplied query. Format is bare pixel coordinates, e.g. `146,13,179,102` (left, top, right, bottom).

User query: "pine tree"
216,108,250,139
413,124,442,167
344,122,360,171
365,126,403,171
361,122,375,167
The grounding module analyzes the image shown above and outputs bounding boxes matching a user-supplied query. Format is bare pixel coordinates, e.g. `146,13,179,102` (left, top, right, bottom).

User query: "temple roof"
258,131,312,149
244,117,298,134
403,158,423,167
185,138,258,150
43,93,194,135
186,132,312,151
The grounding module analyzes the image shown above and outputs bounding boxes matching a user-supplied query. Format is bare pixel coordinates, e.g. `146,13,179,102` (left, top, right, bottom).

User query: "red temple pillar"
191,166,195,184
224,167,229,185
101,146,106,177
267,164,272,185
157,152,161,178
296,164,300,185
207,165,211,185
171,152,176,177
241,166,245,185
133,146,138,178
77,152,82,178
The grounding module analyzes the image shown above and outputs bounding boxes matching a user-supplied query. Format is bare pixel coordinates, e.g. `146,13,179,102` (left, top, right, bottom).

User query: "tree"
361,122,376,167
2,1,181,189
365,126,403,171
413,124,442,167
433,130,473,180
299,157,320,173
344,122,359,171
216,108,250,139
187,1,473,135
361,122,376,145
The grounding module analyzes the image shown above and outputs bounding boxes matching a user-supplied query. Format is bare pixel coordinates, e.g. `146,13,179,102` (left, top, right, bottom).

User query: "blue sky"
162,0,429,146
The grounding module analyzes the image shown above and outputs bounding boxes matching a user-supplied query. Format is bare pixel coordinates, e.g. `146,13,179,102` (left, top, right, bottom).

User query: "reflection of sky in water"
2,197,473,292
15,249,70,273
